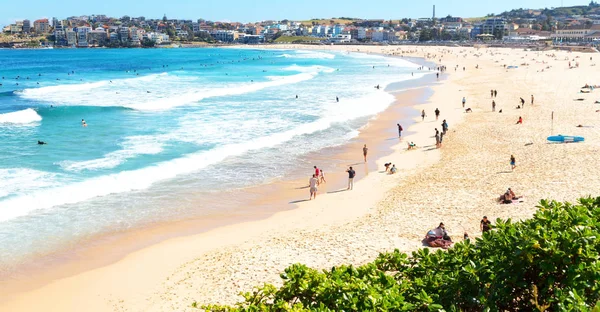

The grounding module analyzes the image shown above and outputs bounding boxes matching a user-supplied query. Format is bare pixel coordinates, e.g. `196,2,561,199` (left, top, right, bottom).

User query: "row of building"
4,12,600,47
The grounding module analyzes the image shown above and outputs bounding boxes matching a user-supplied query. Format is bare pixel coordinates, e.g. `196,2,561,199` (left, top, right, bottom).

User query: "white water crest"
0,108,42,124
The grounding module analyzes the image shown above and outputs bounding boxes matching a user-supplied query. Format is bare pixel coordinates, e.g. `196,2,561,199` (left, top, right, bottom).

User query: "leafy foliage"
196,197,600,311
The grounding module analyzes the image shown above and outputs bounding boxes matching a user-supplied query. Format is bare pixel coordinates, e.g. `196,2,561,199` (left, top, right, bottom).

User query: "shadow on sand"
289,199,310,204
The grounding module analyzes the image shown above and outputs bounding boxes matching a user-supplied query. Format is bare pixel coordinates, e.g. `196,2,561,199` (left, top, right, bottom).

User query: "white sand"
2,45,600,312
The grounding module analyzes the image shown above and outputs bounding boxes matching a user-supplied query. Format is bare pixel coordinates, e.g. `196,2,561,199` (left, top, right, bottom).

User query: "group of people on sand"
308,161,358,200
499,187,522,204
384,162,397,174
424,216,494,249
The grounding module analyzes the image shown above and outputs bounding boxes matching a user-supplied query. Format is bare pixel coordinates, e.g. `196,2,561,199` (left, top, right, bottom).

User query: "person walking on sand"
462,97,466,108
313,166,321,184
346,166,356,190
494,90,497,98
510,155,516,171
309,174,318,200
397,123,403,137
435,128,440,148
319,170,326,184
492,100,496,112
520,97,525,106
363,144,368,162
531,94,534,105
490,89,494,98
434,108,440,120
421,109,426,121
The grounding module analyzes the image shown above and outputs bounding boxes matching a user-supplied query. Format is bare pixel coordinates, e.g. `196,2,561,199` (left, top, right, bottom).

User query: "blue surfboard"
547,135,585,143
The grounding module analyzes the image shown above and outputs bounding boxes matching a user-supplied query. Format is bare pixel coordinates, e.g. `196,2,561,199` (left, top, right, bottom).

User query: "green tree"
141,39,155,47
419,28,433,41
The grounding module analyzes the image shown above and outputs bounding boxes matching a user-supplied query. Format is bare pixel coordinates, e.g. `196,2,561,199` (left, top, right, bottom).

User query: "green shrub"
195,197,600,311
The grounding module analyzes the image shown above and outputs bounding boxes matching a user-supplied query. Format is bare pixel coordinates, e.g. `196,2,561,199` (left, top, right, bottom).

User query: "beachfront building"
10,23,22,34
88,28,109,46
176,29,190,39
551,24,600,42
311,25,330,37
22,20,31,33
332,24,345,36
54,30,66,45
210,30,239,42
109,32,120,44
144,32,170,44
482,18,507,37
77,31,89,47
66,29,77,46
119,27,130,43
34,19,50,34
349,27,367,40
329,34,352,43
238,33,263,44
130,27,141,45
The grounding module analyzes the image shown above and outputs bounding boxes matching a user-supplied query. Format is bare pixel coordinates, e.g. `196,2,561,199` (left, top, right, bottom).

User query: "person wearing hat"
480,216,492,232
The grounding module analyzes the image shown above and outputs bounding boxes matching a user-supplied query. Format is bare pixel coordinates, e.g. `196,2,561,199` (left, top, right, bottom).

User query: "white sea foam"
59,135,164,172
0,168,59,199
125,72,321,111
18,68,328,111
0,85,397,222
283,65,335,74
0,108,42,124
278,50,336,59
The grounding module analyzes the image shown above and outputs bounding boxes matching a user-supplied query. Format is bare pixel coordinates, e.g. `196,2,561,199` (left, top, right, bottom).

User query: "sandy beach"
3,44,600,311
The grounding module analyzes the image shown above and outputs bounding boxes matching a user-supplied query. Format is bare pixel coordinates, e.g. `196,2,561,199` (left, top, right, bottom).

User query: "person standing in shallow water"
397,123,403,137
363,144,368,162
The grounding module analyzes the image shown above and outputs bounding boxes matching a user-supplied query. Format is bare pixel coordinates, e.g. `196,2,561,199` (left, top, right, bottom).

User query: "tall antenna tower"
433,5,436,19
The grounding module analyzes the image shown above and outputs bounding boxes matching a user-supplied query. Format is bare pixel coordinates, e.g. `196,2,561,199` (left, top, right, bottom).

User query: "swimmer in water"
82,119,87,127
37,140,47,145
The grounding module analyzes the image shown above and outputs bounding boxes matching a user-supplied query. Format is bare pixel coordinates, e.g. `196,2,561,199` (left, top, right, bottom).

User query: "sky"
0,0,590,27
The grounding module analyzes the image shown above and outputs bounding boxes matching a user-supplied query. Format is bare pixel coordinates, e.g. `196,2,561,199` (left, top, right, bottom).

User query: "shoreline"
0,51,436,302
5,44,599,311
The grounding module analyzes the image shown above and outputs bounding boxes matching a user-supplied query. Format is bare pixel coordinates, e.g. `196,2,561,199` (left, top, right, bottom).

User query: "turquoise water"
0,48,423,267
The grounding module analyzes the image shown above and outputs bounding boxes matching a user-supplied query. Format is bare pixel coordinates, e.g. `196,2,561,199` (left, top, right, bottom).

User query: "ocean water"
0,48,424,268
